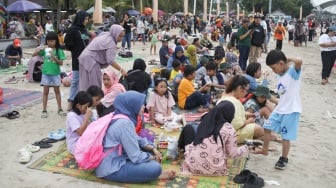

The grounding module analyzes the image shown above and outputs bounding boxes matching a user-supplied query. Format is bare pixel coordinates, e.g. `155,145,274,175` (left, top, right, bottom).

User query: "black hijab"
72,11,89,30
193,100,235,146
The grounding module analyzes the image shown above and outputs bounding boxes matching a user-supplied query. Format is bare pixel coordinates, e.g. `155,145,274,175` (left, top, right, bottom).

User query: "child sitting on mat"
178,65,211,113
147,77,181,126
66,91,92,154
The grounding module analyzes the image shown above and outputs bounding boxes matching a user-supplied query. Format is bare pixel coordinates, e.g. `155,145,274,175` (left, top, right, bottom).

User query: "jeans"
238,45,250,71
184,91,210,110
103,160,162,183
139,33,146,44
68,70,79,102
122,32,132,50
321,50,336,79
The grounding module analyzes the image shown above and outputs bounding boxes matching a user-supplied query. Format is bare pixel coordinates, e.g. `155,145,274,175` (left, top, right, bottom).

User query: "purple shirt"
66,111,85,154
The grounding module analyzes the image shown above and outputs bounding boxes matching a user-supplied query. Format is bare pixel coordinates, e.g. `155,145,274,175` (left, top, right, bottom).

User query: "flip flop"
48,129,66,141
32,141,52,148
4,76,18,84
40,138,58,143
2,111,20,119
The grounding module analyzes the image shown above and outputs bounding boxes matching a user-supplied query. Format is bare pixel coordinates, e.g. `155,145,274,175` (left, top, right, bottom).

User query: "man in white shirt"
45,19,54,34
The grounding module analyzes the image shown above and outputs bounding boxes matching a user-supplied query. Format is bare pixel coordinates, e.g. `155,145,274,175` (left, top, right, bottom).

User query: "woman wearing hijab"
124,58,152,93
185,45,198,67
97,70,126,117
65,11,90,111
78,24,127,91
95,91,176,183
166,46,190,71
180,101,249,176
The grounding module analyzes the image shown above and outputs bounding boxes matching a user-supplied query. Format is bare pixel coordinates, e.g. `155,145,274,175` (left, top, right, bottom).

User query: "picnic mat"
0,64,28,74
28,125,246,188
116,55,144,64
0,88,54,116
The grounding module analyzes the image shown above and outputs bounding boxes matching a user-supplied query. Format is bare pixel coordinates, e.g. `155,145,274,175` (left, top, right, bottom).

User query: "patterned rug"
0,88,54,116
29,124,246,188
0,64,28,74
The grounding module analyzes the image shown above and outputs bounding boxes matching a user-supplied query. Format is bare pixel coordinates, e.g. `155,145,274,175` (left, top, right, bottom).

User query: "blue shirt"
159,46,169,66
243,74,268,93
95,118,152,177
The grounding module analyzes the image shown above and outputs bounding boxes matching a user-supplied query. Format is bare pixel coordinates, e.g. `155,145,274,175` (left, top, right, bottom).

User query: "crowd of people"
9,8,336,184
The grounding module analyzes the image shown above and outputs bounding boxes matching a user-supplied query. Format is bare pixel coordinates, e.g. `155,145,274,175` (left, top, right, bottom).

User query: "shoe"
242,173,264,188
23,144,40,153
41,111,48,118
275,156,288,170
233,169,257,184
48,129,66,140
58,109,67,116
17,149,32,164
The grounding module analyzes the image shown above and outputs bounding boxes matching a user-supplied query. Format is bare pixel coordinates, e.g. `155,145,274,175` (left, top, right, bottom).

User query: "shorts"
263,112,300,141
236,123,255,144
40,74,61,87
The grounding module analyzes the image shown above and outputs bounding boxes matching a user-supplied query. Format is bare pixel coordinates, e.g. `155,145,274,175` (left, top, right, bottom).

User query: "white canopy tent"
310,0,336,14
86,6,116,14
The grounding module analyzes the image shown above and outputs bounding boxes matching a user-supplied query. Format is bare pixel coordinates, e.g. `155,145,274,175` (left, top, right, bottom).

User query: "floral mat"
28,125,246,188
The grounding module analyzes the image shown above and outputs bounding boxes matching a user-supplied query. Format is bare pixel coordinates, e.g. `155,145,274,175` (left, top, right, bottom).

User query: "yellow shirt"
170,69,181,82
178,78,195,109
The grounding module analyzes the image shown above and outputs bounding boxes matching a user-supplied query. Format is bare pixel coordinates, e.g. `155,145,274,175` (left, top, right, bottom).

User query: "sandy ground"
0,28,336,188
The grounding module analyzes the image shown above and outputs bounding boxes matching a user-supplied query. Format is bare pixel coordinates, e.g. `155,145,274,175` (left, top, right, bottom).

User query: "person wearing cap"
159,37,170,66
318,25,336,85
218,62,233,85
243,85,277,126
274,21,286,50
248,14,265,64
5,38,22,65
236,18,252,71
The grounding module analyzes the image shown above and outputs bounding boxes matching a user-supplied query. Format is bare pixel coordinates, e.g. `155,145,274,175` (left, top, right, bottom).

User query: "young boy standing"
254,50,302,170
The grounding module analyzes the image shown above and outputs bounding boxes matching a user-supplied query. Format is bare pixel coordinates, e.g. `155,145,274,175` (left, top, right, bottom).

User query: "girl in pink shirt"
181,100,249,176
147,78,180,125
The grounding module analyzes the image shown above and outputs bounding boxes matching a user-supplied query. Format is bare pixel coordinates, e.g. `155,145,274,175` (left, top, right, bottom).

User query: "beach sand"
0,29,336,188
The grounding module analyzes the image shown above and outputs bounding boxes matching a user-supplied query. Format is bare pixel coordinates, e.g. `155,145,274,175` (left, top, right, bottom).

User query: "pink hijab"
87,24,124,51
102,70,126,107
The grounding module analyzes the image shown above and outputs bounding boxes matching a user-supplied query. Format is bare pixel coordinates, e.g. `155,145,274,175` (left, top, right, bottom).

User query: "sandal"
40,137,58,143
32,141,52,148
4,76,18,84
23,144,40,153
17,149,32,164
48,129,66,141
41,111,48,118
58,109,67,116
2,111,20,119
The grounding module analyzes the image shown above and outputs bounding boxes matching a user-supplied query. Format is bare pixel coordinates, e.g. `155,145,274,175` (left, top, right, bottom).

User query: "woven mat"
28,124,246,188
0,87,54,116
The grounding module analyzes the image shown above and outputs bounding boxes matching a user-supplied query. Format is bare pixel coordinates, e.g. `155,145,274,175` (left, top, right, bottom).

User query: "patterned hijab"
193,101,235,146
113,91,145,125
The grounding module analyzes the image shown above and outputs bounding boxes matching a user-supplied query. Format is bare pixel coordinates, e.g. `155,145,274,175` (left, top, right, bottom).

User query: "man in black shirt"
121,13,133,51
5,38,22,65
248,14,265,63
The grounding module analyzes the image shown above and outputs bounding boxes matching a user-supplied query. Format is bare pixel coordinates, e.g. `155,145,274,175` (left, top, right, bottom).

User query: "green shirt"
40,48,65,75
236,27,251,47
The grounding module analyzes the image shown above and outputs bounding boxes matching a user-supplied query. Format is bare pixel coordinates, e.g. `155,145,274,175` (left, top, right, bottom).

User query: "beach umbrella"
104,7,116,13
174,12,184,17
127,9,140,16
6,0,42,13
158,10,166,17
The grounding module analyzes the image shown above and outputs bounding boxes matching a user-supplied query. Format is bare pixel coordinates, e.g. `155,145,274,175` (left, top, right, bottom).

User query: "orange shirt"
274,26,286,40
178,78,195,109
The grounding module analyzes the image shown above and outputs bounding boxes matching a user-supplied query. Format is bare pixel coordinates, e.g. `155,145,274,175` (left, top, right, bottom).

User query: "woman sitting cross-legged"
217,75,264,144
95,91,176,183
180,100,249,176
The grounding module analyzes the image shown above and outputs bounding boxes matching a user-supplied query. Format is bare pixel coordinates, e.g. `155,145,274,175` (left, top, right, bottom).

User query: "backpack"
74,113,129,170
118,51,133,58
119,70,140,90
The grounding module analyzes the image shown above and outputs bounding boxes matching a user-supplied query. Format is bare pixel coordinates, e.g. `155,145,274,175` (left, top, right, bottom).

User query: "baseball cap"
329,26,336,32
13,39,21,47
